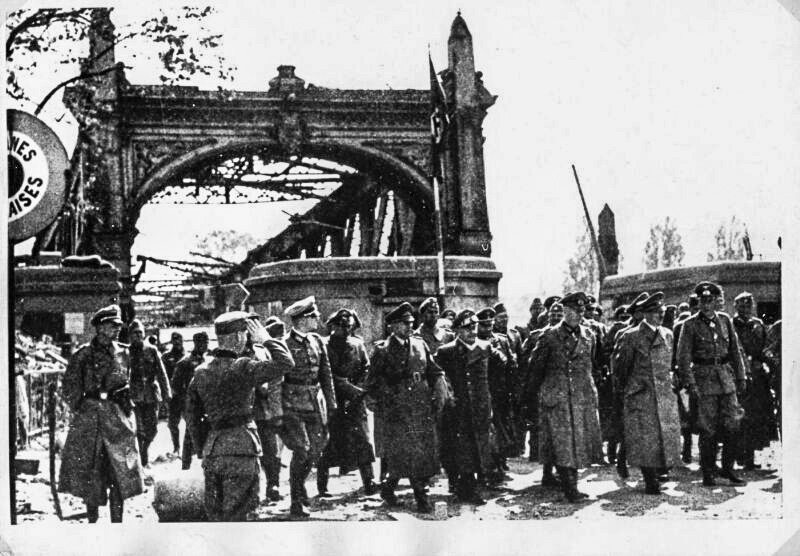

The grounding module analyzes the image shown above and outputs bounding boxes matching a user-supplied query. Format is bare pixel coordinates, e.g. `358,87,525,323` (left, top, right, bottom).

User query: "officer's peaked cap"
386,302,415,324
476,307,496,323
214,311,252,336
285,296,321,319
561,291,588,310
453,309,479,329
91,304,123,327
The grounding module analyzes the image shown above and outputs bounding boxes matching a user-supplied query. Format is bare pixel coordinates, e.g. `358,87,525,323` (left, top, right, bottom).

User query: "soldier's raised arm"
244,320,295,384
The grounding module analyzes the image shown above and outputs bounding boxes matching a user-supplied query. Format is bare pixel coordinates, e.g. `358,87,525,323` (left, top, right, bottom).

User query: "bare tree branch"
35,62,125,116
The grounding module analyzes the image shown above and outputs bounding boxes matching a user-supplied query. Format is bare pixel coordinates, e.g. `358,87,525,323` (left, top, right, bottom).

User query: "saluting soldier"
185,312,294,521
128,319,172,468
365,302,449,513
163,332,186,454
527,292,603,502
612,293,682,495
59,304,143,523
317,309,377,497
676,281,747,486
281,296,337,517
435,310,496,505
733,292,777,469
171,331,209,470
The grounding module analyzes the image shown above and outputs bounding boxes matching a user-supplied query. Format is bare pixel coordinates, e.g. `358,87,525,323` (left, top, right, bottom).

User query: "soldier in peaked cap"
185,311,294,521
732,292,777,469
527,292,603,502
317,308,376,497
607,292,648,476
612,293,681,495
280,296,337,517
673,292,701,462
128,319,172,468
676,282,747,486
536,296,562,329
171,331,209,470
59,305,142,523
249,315,288,502
493,302,527,454
434,309,498,504
365,301,449,513
415,297,455,356
476,307,519,479
163,332,186,454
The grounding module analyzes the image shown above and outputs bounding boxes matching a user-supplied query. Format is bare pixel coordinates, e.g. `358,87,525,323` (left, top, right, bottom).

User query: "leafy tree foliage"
643,216,685,270
707,216,747,262
563,230,599,297
193,229,260,265
6,7,235,109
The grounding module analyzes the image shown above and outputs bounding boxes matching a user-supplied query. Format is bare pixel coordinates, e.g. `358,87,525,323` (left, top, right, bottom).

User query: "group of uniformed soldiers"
57,282,781,521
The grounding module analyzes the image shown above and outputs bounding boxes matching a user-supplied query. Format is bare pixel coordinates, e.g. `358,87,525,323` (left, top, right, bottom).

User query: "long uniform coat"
365,335,447,479
435,339,496,475
733,315,778,449
320,334,375,469
528,322,603,468
485,332,518,457
59,338,144,504
612,322,682,468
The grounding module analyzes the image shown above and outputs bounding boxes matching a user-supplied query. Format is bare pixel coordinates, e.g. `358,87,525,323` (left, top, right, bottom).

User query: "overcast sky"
9,0,800,307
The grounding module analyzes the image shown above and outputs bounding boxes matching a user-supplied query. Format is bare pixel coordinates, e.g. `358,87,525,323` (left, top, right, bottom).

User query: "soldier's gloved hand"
246,319,271,344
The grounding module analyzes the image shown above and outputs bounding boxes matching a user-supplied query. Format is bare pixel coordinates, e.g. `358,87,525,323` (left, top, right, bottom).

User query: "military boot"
86,504,99,523
606,440,617,465
557,467,583,502
380,476,400,506
360,465,377,495
316,467,332,497
641,467,662,495
412,479,432,513
681,432,693,463
720,437,746,485
700,435,717,486
541,463,560,487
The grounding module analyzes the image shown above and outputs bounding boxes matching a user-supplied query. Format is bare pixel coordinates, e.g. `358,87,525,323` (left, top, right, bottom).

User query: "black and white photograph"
2,0,799,554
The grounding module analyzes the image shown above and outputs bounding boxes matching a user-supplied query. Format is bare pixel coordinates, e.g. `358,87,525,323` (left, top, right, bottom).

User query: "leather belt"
284,377,318,386
211,415,253,431
693,356,730,366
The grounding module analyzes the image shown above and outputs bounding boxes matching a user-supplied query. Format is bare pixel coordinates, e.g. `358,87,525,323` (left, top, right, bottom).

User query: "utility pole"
572,164,607,282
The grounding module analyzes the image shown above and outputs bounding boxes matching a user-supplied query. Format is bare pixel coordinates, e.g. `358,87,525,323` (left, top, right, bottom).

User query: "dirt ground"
13,421,782,524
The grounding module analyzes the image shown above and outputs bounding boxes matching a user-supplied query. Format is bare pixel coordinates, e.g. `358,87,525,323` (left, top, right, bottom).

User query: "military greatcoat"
434,339,495,475
59,338,144,505
612,322,682,468
320,334,375,469
366,335,447,478
528,322,603,468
